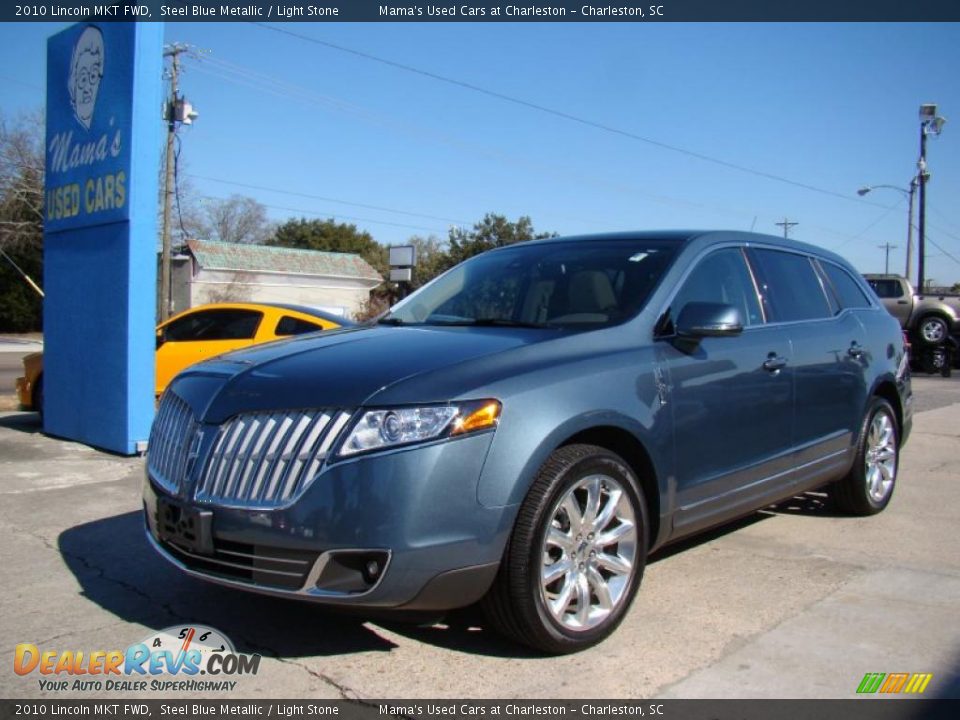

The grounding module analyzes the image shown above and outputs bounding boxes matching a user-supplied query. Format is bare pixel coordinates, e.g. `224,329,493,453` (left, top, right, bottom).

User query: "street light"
917,103,946,292
857,179,918,281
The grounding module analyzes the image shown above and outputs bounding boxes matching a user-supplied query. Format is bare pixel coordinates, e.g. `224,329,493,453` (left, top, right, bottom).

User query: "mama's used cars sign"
46,24,133,230
43,22,162,455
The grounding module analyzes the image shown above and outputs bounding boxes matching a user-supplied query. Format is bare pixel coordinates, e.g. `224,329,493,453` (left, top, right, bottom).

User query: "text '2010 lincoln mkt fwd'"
144,231,911,653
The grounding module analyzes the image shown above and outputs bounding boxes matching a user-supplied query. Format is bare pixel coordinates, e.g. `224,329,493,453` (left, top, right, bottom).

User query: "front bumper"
144,431,512,611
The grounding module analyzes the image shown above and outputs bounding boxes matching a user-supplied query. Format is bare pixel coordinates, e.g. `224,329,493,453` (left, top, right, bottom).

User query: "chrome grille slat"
196,409,350,509
147,392,197,495
247,413,287,502
164,543,306,578
215,548,311,566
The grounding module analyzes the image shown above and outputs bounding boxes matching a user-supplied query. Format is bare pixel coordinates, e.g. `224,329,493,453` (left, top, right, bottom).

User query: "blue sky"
3,21,959,283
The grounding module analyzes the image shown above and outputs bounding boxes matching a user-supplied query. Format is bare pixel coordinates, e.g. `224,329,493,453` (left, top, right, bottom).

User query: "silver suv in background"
865,274,960,345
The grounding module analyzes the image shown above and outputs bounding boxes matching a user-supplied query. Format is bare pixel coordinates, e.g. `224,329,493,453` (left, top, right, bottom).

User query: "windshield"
384,239,682,329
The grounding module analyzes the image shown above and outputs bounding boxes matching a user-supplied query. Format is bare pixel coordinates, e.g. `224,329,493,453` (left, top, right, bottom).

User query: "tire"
831,397,899,515
917,315,949,346
482,444,648,654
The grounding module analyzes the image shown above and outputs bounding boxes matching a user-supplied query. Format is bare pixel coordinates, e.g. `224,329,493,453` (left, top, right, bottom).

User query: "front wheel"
482,444,648,653
831,398,899,515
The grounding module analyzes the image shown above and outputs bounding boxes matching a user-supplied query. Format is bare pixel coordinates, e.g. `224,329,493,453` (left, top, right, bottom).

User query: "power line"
189,173,471,225
251,22,885,205
197,194,448,234
192,48,900,246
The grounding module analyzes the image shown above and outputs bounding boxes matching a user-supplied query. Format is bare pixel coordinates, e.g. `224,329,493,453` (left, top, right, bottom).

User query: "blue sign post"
44,23,164,455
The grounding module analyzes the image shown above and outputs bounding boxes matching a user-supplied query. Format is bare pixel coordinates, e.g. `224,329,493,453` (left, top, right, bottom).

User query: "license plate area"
157,498,214,555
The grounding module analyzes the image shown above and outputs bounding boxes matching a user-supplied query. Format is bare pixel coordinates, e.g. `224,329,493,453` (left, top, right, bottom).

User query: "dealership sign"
45,24,134,232
43,22,163,454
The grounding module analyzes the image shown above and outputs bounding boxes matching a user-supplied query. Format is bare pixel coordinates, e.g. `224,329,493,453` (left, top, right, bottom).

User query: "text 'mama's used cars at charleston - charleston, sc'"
143,231,911,653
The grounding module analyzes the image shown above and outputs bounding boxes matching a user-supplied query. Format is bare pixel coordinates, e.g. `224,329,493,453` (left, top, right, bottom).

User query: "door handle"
848,343,865,359
896,300,909,305
762,354,787,373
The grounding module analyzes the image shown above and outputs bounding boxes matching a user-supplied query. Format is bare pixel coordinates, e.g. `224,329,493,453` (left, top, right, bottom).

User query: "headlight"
337,400,501,457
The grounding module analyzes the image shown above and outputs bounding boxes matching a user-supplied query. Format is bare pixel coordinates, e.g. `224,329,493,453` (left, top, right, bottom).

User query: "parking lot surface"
0,377,958,699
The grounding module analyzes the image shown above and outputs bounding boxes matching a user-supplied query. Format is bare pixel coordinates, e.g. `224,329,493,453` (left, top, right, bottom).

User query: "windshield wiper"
377,316,407,326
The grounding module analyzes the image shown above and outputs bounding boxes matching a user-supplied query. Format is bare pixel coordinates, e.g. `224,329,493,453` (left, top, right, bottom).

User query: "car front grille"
147,392,198,496
158,535,318,591
195,409,352,509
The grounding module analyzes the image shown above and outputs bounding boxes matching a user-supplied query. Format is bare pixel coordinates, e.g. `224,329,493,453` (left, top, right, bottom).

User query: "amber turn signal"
452,400,502,435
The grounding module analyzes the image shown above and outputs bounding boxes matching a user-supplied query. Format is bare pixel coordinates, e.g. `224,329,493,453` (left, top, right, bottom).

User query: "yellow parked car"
16,302,351,417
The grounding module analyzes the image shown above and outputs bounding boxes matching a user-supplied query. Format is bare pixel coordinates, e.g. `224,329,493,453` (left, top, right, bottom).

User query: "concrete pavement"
0,377,958,700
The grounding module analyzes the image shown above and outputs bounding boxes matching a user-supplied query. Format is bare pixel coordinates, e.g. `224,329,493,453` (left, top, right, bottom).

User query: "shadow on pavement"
58,511,398,658
0,411,42,435
769,489,848,518
56,490,860,661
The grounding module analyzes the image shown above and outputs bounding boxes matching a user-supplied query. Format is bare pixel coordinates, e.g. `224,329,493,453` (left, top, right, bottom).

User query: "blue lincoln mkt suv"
144,231,911,653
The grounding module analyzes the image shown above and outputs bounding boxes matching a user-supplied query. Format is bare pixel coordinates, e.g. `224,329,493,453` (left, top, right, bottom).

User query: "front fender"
477,401,672,514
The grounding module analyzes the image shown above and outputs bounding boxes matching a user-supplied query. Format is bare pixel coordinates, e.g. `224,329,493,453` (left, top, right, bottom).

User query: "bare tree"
0,110,45,331
0,110,44,252
197,194,273,244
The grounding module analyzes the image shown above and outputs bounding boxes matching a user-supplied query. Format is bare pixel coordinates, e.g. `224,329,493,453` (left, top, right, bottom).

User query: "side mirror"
675,302,744,339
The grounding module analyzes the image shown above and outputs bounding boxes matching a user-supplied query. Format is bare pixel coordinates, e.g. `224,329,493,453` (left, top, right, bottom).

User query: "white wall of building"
183,268,375,319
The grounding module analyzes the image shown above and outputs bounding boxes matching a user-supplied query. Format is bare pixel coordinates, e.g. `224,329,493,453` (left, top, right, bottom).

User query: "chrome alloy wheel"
539,474,637,632
864,411,897,503
920,318,947,344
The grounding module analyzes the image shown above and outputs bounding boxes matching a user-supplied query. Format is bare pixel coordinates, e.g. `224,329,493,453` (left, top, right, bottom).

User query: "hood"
168,324,554,423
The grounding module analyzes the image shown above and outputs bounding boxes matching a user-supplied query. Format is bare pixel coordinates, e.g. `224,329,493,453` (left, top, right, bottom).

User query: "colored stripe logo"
857,672,933,694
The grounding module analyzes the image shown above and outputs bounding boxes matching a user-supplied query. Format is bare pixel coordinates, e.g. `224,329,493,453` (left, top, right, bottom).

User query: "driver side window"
669,248,764,330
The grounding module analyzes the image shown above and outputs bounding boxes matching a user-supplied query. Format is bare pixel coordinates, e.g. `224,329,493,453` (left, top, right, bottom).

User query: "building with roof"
170,239,382,320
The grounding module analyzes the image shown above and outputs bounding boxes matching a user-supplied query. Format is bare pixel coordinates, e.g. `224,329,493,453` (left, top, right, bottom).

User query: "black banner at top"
5,0,960,23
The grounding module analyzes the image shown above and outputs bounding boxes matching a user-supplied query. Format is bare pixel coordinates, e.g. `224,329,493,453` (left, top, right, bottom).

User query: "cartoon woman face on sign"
68,26,104,131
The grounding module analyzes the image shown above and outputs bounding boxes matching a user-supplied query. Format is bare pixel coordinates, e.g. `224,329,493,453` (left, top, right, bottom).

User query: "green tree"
0,111,44,332
446,213,556,267
269,217,387,276
407,234,450,290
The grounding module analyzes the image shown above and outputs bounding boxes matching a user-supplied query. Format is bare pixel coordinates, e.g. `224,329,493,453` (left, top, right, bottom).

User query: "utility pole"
775,217,798,239
878,243,898,275
917,123,928,293
917,103,947,293
160,45,184,322
159,44,199,321
905,177,917,282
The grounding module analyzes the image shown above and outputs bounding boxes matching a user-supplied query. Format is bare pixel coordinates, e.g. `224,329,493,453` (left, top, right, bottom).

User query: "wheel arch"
913,310,954,335
556,426,663,552
869,377,903,436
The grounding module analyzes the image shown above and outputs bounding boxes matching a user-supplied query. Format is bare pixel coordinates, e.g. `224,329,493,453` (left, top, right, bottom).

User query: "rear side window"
275,316,325,336
164,309,263,342
669,248,764,328
867,278,905,299
748,249,832,322
821,262,873,310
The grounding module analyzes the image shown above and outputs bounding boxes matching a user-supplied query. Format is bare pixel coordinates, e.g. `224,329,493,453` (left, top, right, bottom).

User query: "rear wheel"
832,397,899,515
482,444,648,653
917,315,949,346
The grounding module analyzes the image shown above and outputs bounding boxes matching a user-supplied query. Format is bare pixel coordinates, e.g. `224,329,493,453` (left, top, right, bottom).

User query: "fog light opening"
314,550,390,594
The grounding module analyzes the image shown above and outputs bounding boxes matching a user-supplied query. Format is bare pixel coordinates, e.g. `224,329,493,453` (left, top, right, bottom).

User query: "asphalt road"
0,351,28,395
0,379,958,700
